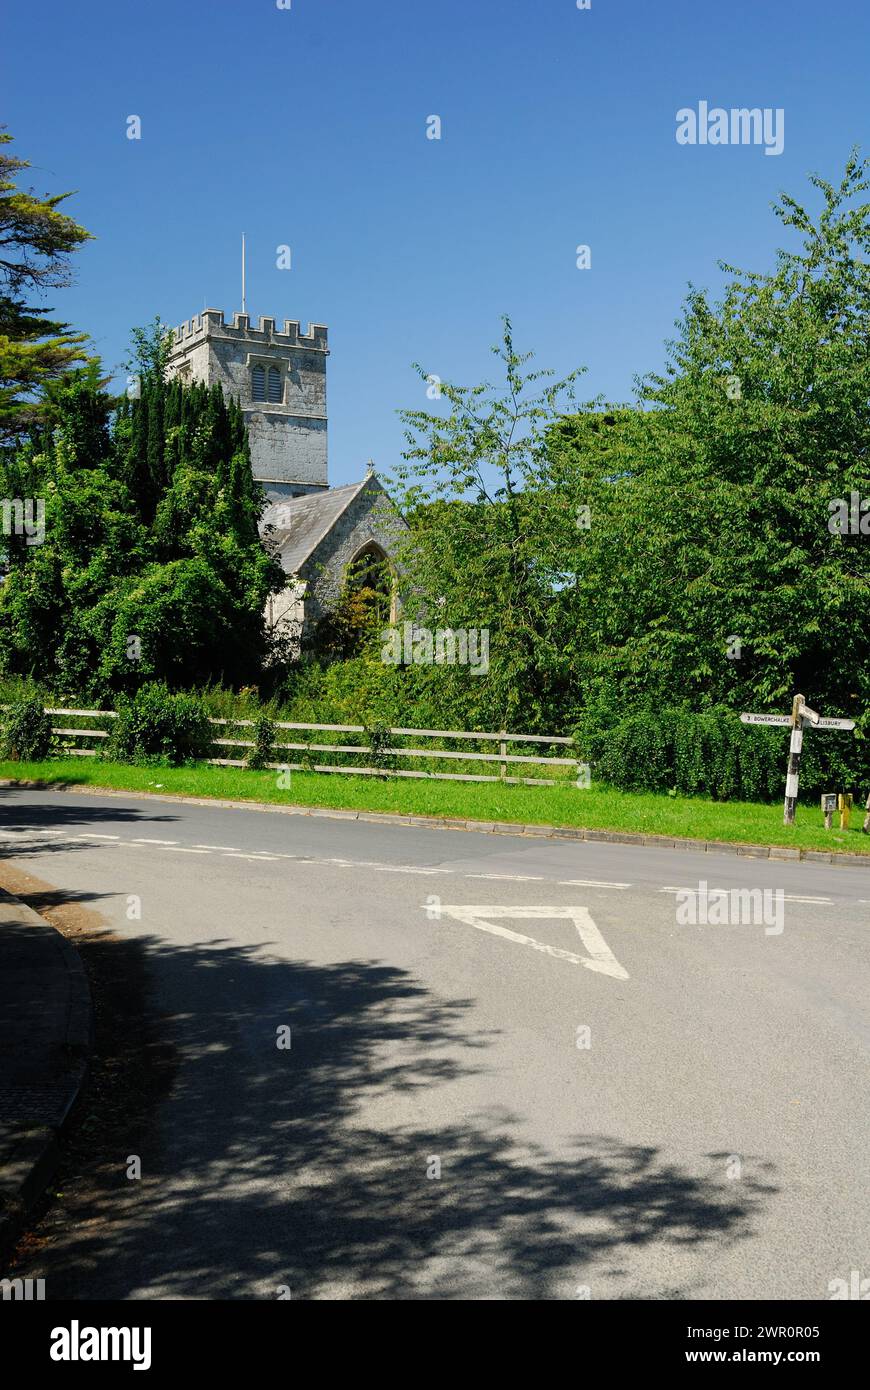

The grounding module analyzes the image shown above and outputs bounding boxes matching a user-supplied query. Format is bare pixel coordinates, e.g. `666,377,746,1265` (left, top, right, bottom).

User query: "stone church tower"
166,309,328,502
166,307,407,648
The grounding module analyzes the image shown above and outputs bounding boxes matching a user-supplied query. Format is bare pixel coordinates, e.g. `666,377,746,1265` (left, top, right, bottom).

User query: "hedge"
106,683,212,766
1,696,54,761
575,706,868,803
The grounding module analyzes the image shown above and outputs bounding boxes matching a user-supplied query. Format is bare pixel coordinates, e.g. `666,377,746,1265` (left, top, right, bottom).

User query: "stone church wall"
300,482,407,634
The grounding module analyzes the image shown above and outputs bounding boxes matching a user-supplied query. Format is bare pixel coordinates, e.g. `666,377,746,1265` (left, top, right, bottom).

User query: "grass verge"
1,757,868,855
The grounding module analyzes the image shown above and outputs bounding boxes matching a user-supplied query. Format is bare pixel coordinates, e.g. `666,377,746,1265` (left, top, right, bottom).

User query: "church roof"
260,479,370,575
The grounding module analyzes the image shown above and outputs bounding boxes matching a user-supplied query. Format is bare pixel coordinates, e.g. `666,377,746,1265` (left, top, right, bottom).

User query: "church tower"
166,309,328,502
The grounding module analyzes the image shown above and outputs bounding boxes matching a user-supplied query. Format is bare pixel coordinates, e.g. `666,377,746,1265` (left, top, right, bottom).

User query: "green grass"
1,756,868,855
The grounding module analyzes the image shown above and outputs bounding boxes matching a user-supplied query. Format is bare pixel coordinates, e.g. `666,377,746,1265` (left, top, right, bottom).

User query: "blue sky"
4,0,868,484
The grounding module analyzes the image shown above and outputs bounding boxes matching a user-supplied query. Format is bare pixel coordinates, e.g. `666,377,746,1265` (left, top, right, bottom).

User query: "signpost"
739,695,856,826
739,713,792,726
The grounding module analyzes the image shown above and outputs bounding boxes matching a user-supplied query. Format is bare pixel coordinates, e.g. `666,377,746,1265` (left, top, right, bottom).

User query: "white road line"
435,905,629,981
222,852,280,861
367,864,452,875
658,885,833,904
465,873,545,882
7,826,856,912
345,859,452,875
557,879,631,889
782,895,834,904
0,829,62,837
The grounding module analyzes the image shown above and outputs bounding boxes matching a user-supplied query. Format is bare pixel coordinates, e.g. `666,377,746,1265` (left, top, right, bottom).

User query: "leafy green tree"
392,317,586,730
387,157,870,747
555,153,870,730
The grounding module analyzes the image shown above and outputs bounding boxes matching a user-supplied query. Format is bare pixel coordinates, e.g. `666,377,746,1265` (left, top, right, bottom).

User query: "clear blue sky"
4,0,868,484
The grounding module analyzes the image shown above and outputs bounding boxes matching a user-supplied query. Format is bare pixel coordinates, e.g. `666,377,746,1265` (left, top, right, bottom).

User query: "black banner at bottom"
0,1298,865,1374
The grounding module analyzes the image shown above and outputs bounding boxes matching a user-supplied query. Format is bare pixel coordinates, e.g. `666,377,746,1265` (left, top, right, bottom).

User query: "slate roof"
259,479,369,575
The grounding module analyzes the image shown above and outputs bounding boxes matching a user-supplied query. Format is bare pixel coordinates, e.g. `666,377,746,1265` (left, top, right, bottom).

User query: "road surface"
1,786,867,1300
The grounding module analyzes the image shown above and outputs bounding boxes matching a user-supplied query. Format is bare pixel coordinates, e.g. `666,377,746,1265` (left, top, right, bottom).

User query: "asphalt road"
1,786,868,1300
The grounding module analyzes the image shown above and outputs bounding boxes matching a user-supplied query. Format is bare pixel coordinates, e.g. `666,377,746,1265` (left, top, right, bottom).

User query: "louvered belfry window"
252,364,266,401
268,366,282,402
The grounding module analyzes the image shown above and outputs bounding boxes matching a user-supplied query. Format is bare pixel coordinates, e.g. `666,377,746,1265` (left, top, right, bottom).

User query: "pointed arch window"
252,364,266,401
268,366,282,402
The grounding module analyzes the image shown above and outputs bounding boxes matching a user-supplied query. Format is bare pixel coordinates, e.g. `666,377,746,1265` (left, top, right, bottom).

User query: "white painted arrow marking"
433,905,629,980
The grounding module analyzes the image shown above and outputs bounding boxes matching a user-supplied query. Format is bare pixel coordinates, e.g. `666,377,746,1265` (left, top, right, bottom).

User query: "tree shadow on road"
5,919,779,1300
0,787,181,863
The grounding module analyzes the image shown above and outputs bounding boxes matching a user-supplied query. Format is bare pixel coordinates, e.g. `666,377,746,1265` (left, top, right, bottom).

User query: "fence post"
499,731,507,782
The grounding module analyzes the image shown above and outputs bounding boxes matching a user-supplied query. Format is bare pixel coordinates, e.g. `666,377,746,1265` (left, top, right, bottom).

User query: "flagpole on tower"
241,234,246,315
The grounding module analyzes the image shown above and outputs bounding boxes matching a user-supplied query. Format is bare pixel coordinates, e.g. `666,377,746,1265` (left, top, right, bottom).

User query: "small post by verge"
839,793,853,830
863,791,870,835
821,793,836,831
783,694,803,826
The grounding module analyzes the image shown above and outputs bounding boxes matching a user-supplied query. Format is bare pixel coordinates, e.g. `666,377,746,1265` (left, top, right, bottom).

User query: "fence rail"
7,708,579,787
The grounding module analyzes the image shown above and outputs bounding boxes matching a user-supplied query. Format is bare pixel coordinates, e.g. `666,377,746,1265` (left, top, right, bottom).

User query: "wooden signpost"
740,695,855,826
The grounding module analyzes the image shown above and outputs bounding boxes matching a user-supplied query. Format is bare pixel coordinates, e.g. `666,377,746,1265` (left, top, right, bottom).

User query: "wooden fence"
38,708,578,787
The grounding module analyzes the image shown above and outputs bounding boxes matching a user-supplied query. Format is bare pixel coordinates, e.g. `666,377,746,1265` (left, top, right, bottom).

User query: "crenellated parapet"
171,309,328,353
166,305,330,490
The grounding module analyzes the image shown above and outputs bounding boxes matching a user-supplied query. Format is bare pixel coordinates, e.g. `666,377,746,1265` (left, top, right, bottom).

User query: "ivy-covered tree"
0,323,285,696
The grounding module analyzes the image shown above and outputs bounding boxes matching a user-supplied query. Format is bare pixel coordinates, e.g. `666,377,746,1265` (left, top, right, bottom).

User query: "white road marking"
0,828,61,837
363,863,452,875
466,873,545,882
781,895,834,904
5,824,863,910
557,878,631,889
657,886,833,903
222,852,280,861
434,905,629,981
317,857,443,873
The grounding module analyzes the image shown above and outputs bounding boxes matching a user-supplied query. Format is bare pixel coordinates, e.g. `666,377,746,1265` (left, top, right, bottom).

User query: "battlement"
166,306,329,489
170,309,328,354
